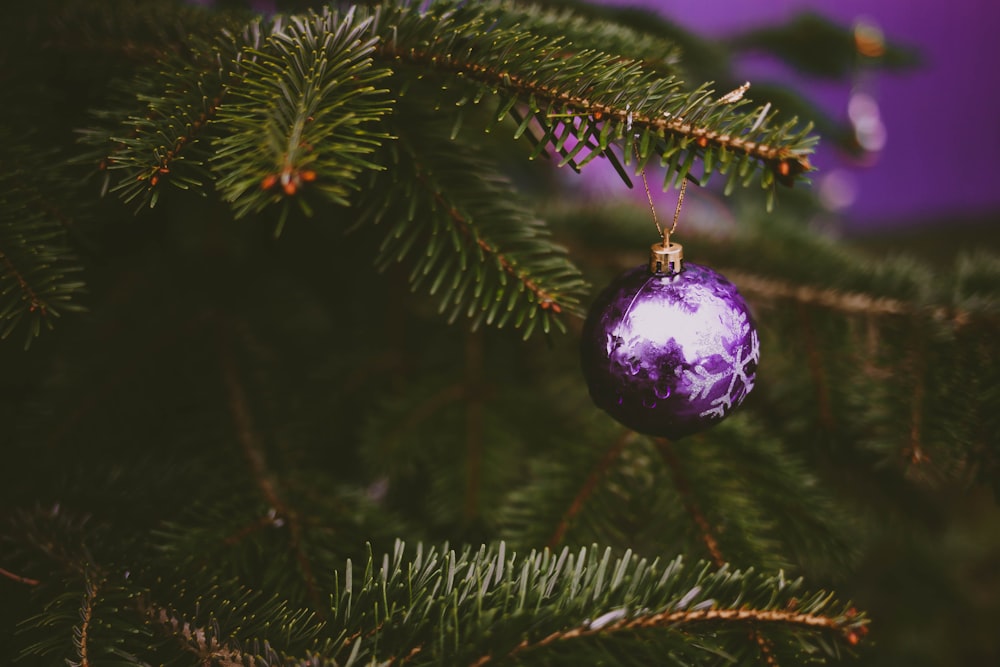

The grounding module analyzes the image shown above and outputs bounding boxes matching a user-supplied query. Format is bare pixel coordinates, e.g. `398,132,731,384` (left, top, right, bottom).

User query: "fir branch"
0,147,86,347
796,304,836,432
213,7,394,226
472,0,683,74
35,0,230,65
219,329,323,613
77,20,262,209
0,249,44,314
362,108,588,338
656,438,725,567
499,427,683,551
547,431,633,548
472,607,849,667
904,331,930,468
71,573,103,667
656,437,782,666
410,162,574,322
137,584,337,667
146,602,267,667
327,541,867,665
97,75,228,209
724,268,971,325
2,506,98,580
370,0,816,194
0,566,40,586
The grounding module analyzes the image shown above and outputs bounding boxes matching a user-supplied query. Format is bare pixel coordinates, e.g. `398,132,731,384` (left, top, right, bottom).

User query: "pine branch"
219,325,324,613
53,0,821,345
77,33,236,209
0,566,40,586
498,425,688,552
324,541,867,665
0,144,86,348
80,0,815,218
213,7,394,226
360,364,532,535
360,107,588,337
28,0,231,65
723,268,972,325
71,573,102,667
475,0,683,74
656,438,726,567
546,430,633,548
370,0,817,199
140,592,328,667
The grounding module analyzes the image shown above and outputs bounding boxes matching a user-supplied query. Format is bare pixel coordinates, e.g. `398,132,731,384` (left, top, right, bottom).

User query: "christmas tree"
2,1,999,665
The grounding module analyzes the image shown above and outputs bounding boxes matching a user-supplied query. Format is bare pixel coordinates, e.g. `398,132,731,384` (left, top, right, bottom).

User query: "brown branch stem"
0,566,40,586
905,330,929,467
218,328,322,613
656,438,780,664
470,607,845,667
795,304,835,431
547,430,633,548
77,576,102,667
411,167,562,311
0,248,45,315
379,46,810,173
384,383,467,448
146,601,256,666
724,269,971,326
656,438,725,567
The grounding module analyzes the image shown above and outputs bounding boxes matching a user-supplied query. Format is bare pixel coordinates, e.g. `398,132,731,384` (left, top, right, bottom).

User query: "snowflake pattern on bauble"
681,307,760,419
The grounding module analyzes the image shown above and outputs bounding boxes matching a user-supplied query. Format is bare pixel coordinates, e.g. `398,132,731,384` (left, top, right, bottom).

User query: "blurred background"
595,0,1000,236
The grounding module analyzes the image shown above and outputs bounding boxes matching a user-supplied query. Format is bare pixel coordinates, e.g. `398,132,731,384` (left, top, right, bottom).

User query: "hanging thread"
640,169,687,244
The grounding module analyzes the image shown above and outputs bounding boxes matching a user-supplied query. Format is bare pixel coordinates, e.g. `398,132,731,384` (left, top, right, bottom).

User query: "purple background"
596,0,1000,232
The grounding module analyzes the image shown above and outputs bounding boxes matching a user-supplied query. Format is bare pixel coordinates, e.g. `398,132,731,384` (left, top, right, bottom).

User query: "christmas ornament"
580,187,759,439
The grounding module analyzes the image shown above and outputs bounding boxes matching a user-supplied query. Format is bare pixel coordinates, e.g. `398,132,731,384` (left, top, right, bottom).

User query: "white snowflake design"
679,308,760,419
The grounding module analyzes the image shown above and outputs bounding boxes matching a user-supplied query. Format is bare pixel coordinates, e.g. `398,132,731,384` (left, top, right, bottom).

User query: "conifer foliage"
2,1,999,666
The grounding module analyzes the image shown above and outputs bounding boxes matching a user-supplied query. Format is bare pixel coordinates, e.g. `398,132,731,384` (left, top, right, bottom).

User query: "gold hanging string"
639,167,661,240
670,177,687,237
635,145,686,274
640,167,687,245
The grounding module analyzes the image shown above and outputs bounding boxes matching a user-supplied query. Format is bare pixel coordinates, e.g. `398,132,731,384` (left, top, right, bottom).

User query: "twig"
411,167,563,312
146,601,261,666
469,607,848,667
795,304,835,431
0,566,40,586
76,575,102,667
218,327,323,614
656,438,725,566
657,438,779,665
0,248,46,315
905,330,929,467
383,383,467,449
723,269,971,326
547,431,633,548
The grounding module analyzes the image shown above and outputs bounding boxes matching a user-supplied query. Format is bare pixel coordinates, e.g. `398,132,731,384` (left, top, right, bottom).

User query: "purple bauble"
580,263,759,439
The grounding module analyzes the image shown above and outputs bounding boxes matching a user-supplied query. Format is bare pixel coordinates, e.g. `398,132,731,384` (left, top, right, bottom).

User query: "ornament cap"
649,240,683,275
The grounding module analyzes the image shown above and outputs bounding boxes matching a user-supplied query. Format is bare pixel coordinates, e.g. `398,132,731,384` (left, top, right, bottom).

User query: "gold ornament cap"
649,235,683,275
